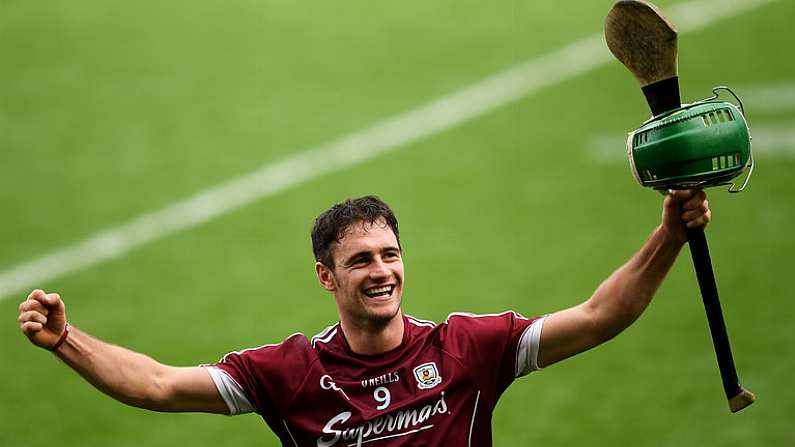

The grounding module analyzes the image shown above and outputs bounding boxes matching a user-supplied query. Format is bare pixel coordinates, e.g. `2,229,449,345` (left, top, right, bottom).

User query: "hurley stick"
605,0,755,413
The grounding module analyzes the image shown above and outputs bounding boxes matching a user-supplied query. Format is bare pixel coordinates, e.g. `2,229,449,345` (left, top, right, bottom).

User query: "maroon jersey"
208,312,543,447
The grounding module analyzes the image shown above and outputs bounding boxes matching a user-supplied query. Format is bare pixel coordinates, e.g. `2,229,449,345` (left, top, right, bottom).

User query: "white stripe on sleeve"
205,366,256,415
515,316,546,377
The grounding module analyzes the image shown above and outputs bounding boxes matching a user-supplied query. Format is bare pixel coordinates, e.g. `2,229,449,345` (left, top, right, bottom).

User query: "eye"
351,256,369,266
384,250,400,260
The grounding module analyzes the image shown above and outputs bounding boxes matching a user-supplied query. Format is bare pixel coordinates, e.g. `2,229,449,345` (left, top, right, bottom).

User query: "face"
315,220,404,330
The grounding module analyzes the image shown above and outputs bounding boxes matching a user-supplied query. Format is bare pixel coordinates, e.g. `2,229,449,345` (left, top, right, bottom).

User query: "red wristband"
49,323,71,352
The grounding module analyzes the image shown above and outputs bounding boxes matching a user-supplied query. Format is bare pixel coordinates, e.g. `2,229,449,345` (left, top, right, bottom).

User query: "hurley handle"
686,227,755,412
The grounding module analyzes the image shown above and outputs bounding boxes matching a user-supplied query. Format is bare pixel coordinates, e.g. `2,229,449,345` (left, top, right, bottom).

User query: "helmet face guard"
627,87,753,193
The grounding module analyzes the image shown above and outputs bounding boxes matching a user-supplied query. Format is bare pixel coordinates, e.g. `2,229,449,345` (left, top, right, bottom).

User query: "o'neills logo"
316,392,449,447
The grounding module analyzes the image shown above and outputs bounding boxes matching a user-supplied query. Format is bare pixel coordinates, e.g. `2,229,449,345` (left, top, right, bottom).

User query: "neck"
340,311,404,355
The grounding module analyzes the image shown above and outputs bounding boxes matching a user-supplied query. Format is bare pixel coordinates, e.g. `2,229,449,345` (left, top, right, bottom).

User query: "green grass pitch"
1,0,794,445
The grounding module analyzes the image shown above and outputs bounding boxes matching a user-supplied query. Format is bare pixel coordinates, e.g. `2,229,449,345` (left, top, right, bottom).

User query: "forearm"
54,326,173,411
585,224,684,340
537,191,710,368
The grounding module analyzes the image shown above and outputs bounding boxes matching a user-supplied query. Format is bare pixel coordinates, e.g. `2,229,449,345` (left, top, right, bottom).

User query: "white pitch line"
738,82,795,112
0,0,777,300
748,126,795,156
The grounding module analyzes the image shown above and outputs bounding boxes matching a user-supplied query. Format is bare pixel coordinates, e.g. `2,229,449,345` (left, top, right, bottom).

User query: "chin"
362,299,402,324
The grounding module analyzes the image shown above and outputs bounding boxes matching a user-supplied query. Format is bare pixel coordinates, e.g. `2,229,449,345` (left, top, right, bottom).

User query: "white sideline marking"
0,0,777,300
588,125,795,163
738,82,795,112
750,127,795,156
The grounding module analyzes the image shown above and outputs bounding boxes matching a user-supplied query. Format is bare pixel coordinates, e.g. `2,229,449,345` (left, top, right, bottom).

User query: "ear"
315,262,337,292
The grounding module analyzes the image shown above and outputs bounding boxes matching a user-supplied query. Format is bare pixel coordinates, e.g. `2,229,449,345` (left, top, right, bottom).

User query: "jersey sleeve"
208,334,314,420
441,311,543,402
204,366,256,415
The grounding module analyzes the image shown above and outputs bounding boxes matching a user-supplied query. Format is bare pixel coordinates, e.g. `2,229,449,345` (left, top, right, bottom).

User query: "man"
18,192,710,446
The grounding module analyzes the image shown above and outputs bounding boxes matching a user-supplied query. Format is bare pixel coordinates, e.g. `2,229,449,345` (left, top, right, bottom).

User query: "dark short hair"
311,196,400,268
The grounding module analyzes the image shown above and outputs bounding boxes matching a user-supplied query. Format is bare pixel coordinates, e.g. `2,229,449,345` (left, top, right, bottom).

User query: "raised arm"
18,290,229,414
537,190,710,368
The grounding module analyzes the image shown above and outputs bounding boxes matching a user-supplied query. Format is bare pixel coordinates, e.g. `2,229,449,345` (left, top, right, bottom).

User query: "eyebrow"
343,246,400,265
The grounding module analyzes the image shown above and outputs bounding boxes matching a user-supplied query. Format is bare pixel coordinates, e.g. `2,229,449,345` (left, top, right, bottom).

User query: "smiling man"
18,193,711,446
312,201,406,355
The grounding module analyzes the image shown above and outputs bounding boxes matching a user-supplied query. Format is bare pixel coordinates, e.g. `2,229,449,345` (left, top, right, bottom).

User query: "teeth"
365,285,393,297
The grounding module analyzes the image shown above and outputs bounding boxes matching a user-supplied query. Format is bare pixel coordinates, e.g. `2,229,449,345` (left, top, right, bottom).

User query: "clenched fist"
661,189,711,244
18,289,68,350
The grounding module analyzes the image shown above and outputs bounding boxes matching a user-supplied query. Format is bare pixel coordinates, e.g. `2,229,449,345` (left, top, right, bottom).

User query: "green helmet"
627,87,753,192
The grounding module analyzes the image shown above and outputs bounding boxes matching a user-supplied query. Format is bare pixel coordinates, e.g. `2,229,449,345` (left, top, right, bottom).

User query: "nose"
369,257,391,280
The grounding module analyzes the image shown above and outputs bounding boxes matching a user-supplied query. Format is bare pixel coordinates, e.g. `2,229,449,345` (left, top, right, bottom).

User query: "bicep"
158,366,230,414
536,303,603,368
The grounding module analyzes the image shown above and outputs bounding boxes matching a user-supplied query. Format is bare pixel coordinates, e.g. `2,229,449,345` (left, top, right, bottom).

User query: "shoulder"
309,322,341,350
405,315,438,330
402,311,534,339
400,311,536,353
435,311,538,357
443,310,533,330
219,332,313,367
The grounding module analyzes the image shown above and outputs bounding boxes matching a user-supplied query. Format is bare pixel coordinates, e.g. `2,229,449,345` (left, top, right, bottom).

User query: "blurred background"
2,0,793,445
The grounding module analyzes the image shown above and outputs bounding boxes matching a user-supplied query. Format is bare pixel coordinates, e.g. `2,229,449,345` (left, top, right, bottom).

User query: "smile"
364,285,395,298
